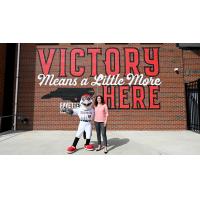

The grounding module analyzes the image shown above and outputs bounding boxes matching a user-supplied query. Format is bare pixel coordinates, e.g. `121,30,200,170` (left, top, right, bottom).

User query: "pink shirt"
94,104,109,122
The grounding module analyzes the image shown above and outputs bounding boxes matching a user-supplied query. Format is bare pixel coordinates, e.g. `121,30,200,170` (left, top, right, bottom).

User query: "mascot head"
80,94,93,110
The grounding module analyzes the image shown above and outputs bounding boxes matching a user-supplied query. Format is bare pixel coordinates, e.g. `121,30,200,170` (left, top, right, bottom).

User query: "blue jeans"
94,122,107,146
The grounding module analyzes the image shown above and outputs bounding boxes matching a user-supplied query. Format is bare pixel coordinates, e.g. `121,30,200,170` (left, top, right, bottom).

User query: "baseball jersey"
73,107,94,121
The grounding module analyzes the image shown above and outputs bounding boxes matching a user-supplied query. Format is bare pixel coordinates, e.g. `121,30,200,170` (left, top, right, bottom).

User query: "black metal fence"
185,79,200,133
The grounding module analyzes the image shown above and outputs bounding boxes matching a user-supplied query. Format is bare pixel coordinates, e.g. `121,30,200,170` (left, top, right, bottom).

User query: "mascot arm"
72,108,79,116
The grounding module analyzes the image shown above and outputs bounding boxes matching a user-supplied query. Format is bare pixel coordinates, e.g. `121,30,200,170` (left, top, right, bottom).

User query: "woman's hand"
104,121,107,127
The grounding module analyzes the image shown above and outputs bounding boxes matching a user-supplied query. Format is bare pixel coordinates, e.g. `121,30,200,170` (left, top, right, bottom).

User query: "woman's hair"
94,95,105,106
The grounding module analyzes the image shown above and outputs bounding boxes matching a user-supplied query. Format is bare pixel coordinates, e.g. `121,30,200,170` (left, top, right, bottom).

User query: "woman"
94,95,109,154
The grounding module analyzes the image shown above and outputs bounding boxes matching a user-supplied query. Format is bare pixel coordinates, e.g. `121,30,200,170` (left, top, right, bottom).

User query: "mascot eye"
82,96,91,101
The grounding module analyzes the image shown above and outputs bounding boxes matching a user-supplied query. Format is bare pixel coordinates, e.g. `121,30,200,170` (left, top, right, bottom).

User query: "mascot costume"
63,94,94,154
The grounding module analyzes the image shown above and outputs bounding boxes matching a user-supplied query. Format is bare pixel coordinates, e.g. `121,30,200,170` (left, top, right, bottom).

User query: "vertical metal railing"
185,79,200,133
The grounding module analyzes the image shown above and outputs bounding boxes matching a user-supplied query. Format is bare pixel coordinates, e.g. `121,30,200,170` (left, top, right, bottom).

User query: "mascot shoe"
84,144,94,151
67,146,76,154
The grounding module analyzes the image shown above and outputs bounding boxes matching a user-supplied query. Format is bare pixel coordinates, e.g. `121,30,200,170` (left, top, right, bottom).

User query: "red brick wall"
0,44,6,115
17,43,188,130
182,49,200,82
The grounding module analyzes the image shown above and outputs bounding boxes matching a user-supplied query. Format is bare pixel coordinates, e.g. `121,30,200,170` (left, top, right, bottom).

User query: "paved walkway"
0,130,200,155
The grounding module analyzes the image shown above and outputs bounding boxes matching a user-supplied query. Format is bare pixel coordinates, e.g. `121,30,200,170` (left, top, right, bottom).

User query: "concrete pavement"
0,130,200,155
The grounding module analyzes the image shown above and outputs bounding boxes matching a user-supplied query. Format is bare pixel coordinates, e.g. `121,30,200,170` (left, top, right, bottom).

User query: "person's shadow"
91,137,129,152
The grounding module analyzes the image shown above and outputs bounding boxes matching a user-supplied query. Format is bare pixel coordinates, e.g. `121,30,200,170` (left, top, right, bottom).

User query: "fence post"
198,79,200,132
185,83,189,130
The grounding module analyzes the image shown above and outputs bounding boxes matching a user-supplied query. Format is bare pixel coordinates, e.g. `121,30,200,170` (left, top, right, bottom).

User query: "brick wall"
17,43,189,130
182,49,200,82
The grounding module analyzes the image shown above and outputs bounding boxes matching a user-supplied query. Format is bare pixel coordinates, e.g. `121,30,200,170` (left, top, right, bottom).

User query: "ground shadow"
91,137,130,152
0,130,30,143
71,147,84,154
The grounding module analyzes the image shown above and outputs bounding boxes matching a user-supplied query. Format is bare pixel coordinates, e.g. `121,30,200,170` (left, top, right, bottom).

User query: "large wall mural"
37,47,161,111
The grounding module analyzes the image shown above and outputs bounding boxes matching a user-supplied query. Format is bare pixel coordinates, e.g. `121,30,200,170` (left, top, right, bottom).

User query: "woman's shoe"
104,147,108,154
96,146,101,151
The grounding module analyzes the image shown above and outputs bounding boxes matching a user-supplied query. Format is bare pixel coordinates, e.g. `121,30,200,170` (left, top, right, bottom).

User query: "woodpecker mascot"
63,94,94,154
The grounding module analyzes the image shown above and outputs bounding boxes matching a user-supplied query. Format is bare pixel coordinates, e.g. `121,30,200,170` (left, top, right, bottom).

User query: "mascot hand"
63,108,73,115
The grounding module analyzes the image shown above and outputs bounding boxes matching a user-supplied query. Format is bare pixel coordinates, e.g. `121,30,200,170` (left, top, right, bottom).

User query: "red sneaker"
67,146,76,154
84,144,94,151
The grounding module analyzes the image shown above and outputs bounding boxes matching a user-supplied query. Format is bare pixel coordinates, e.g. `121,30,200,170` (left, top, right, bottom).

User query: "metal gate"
185,79,200,133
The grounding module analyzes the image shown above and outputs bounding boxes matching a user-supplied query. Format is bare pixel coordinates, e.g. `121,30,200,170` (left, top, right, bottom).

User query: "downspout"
13,43,20,131
181,48,188,130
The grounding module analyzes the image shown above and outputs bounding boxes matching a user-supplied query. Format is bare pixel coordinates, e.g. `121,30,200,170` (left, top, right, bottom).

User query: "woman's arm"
104,104,109,126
